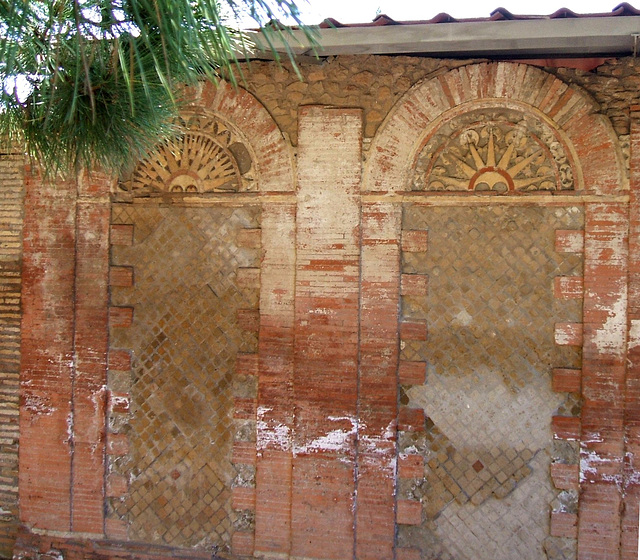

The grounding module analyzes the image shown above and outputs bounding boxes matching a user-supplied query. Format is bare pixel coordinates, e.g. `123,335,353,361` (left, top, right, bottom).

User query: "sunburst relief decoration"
119,113,255,196
412,108,576,194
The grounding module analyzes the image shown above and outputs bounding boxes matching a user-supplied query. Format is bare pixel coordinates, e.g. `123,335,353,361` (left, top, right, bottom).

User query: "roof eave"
246,16,640,58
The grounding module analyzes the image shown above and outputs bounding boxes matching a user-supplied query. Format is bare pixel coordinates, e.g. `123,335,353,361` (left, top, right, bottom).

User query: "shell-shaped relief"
119,113,255,196
412,108,576,194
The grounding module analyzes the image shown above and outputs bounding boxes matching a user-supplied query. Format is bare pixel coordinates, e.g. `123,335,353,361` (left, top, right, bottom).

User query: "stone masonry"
6,56,640,560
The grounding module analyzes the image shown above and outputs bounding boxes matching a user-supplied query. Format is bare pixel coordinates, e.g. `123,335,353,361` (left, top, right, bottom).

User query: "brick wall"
19,168,110,540
13,58,640,560
0,151,23,557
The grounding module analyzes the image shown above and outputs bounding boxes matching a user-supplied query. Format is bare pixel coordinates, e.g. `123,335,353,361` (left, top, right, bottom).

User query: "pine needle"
0,0,317,175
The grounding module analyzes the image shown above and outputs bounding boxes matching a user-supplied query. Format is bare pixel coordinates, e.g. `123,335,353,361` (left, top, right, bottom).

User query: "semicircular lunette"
412,107,576,194
119,114,256,196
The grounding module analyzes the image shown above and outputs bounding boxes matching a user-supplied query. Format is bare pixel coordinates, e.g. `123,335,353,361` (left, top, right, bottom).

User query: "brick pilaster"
622,107,640,560
290,106,362,559
356,201,400,559
0,151,24,555
19,170,76,531
578,202,629,560
254,203,296,556
20,168,112,537
70,170,111,534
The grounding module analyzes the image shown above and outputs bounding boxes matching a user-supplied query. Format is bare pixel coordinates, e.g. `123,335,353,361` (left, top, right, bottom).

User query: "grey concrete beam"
246,16,640,58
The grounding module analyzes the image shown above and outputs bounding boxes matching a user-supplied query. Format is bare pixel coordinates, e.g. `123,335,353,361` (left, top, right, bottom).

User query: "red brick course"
398,407,426,432
550,463,580,491
109,224,134,246
555,230,585,254
401,230,428,253
399,454,425,478
554,322,584,346
552,416,582,440
400,274,428,296
552,367,582,393
554,276,584,299
397,499,422,525
623,110,640,560
578,201,628,559
357,200,400,559
109,266,133,288
232,487,256,511
398,361,427,385
551,512,578,538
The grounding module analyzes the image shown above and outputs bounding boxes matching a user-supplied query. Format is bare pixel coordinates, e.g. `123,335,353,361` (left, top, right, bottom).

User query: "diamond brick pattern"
398,205,583,560
109,205,260,551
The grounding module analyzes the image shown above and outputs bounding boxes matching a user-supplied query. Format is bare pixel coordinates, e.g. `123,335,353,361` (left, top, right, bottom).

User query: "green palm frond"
0,0,316,175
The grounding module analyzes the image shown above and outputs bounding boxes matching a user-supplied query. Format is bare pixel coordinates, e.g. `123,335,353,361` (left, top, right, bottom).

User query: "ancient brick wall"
0,151,23,558
11,57,640,560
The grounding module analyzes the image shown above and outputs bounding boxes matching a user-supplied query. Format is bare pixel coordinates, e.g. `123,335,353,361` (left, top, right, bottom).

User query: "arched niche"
364,62,625,196
119,80,295,195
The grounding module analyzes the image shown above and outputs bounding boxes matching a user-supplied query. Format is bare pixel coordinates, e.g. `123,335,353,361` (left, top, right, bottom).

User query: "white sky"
295,0,633,23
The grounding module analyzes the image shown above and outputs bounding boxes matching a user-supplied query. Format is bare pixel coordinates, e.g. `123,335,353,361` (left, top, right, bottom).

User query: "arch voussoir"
188,81,295,193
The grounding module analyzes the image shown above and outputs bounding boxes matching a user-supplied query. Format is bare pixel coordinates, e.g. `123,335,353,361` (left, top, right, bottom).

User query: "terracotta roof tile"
308,3,640,28
613,2,640,15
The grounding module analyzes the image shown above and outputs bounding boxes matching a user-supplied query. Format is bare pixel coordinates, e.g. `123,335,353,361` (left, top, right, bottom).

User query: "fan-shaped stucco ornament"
413,107,576,193
119,112,255,195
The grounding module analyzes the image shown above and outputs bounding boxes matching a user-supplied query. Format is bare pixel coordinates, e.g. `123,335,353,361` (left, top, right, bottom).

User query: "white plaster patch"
624,451,640,486
66,412,73,445
581,431,603,444
294,416,358,455
296,428,354,454
629,319,640,350
580,448,623,485
554,324,577,346
590,284,627,359
88,385,107,447
256,406,291,452
407,365,563,451
356,420,396,461
110,395,129,411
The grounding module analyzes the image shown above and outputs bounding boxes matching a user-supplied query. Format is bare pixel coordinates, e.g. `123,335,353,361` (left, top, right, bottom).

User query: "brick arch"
187,80,295,193
364,62,625,195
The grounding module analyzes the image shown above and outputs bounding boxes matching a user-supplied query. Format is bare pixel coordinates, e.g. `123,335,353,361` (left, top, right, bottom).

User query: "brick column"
291,106,362,559
70,171,111,534
356,201,400,559
254,203,296,557
623,107,640,560
578,202,629,560
20,170,76,530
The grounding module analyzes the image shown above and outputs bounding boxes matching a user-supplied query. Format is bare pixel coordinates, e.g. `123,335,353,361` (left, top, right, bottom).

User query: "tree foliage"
0,0,312,174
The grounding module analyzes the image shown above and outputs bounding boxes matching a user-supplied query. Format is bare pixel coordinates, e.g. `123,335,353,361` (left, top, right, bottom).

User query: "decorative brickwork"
364,62,623,196
398,205,583,559
109,204,260,551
